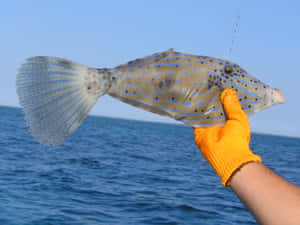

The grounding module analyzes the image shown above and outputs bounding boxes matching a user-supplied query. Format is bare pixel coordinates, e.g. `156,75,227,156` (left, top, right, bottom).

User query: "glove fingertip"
221,88,239,105
221,89,247,120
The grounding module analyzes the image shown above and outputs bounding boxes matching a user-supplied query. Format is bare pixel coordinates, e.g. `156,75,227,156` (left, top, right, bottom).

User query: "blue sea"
1,106,300,225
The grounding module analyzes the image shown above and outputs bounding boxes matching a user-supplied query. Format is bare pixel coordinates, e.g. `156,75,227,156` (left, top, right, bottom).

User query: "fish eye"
224,65,234,74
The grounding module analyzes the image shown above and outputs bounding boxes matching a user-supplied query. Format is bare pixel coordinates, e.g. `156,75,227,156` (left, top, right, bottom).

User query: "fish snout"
268,88,285,104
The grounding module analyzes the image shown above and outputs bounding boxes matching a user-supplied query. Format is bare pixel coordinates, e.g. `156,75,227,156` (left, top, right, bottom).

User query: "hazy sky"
1,0,299,137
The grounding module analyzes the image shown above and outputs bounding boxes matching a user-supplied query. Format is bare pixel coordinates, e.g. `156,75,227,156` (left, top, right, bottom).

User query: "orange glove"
194,89,262,187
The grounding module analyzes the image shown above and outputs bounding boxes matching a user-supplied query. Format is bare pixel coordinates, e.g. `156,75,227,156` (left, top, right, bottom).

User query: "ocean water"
0,106,300,225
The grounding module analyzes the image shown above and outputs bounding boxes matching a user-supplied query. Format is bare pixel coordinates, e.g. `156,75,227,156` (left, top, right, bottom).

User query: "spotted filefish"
16,48,285,146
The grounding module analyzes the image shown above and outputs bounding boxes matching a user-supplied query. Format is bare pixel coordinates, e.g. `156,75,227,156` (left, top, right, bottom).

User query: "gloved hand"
194,89,262,187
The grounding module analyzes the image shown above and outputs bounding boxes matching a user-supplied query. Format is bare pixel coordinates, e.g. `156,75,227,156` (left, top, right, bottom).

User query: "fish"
16,48,285,146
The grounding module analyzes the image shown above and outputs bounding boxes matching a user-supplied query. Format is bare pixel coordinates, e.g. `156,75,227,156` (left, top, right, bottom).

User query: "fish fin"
16,56,101,146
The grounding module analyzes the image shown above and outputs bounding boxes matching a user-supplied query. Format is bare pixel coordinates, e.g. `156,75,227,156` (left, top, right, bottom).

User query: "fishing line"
227,15,240,60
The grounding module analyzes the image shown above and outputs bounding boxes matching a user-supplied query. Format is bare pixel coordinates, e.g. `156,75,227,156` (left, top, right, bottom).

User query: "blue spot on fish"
193,82,198,86
183,114,224,122
199,102,205,106
209,97,217,104
193,68,197,71
168,63,182,66
241,99,262,105
144,94,149,97
179,112,204,116
196,60,209,64
201,77,205,82
168,99,178,104
137,99,150,106
128,68,137,71
153,64,166,67
206,70,266,99
206,107,220,113
132,93,137,96
168,71,173,75
156,74,160,78
151,98,160,102
184,71,188,76
176,79,180,83
179,89,185,94
153,89,164,93
183,102,192,106
161,106,169,110
138,74,142,77
128,75,134,78
140,90,144,93
164,57,181,61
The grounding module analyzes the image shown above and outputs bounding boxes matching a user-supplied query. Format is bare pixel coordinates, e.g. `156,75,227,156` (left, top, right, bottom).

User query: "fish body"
16,49,285,145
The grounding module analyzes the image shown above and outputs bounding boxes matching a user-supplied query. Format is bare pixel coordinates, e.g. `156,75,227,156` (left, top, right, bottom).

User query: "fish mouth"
268,88,285,104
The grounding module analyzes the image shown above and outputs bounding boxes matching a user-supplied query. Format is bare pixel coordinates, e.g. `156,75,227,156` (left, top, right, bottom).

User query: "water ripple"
1,107,299,224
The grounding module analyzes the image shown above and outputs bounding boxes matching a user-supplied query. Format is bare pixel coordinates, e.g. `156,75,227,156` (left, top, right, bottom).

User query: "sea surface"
0,106,299,225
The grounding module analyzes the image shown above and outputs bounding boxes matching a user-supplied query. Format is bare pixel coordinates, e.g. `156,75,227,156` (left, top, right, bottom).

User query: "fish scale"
16,49,285,145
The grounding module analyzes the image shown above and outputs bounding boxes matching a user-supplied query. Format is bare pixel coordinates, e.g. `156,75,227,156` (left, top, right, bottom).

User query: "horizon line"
2,104,298,140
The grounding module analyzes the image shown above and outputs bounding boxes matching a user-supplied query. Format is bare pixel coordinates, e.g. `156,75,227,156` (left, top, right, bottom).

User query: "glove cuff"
207,148,262,187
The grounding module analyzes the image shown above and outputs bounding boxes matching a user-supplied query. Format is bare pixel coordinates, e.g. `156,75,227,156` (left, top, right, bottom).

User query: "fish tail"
16,56,108,146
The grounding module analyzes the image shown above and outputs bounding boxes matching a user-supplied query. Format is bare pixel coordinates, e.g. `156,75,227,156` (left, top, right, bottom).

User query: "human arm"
231,162,300,225
194,89,300,225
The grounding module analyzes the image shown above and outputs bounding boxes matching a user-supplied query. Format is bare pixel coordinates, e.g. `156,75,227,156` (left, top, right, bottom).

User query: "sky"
1,0,299,137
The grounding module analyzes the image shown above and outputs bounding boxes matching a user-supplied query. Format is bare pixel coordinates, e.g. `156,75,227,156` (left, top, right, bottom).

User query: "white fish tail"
16,56,108,146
